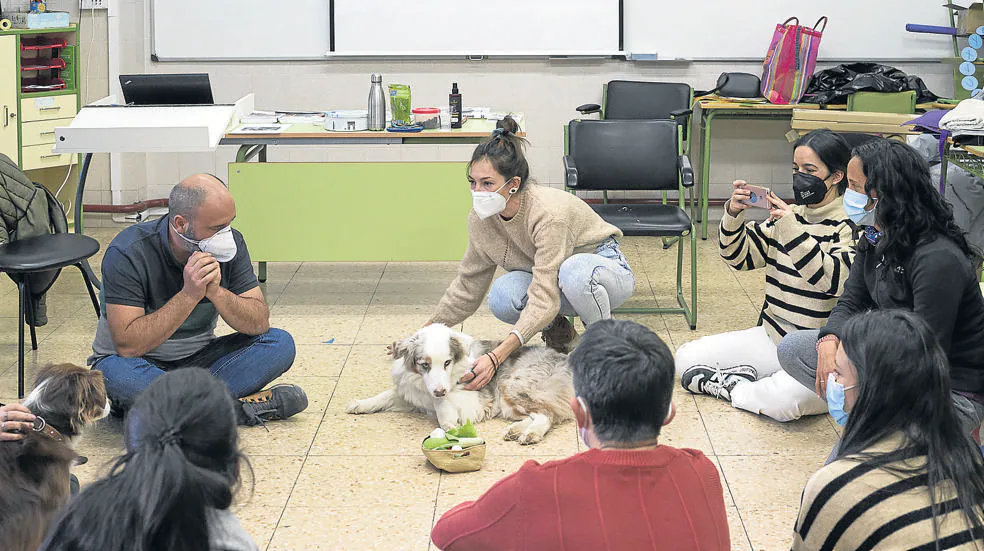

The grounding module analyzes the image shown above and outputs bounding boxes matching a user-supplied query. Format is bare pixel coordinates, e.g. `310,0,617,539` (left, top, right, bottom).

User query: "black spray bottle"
449,82,462,129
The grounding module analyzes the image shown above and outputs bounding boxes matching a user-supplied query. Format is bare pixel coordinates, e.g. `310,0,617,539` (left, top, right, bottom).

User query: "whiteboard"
151,0,331,60
625,1,954,61
331,0,621,56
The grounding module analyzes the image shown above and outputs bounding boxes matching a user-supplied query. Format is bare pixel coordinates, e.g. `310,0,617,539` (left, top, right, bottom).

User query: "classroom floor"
0,227,841,551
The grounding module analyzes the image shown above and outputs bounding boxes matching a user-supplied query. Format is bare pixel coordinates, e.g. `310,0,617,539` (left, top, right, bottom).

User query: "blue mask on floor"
826,373,856,427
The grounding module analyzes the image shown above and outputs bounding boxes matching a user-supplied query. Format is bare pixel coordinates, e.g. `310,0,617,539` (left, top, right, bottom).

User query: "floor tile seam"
710,451,756,551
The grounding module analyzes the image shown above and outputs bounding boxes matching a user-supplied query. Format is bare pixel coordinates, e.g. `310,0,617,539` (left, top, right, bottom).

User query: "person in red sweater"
431,319,730,551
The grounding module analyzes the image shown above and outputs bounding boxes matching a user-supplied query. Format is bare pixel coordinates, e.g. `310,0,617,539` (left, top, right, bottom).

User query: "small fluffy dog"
347,324,574,444
0,363,110,551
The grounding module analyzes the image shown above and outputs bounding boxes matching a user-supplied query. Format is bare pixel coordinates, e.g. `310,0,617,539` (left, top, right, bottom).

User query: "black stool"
0,233,101,398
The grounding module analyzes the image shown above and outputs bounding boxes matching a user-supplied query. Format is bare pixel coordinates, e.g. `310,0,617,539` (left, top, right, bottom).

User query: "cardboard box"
954,3,984,35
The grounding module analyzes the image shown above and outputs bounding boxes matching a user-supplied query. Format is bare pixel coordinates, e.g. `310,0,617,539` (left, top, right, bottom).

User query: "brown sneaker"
237,384,308,427
541,316,577,354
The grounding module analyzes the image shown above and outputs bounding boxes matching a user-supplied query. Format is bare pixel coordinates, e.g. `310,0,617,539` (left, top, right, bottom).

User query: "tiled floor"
0,227,841,551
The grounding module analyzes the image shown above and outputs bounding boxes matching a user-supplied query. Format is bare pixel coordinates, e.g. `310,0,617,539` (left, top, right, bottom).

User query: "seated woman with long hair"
793,310,984,550
39,368,258,551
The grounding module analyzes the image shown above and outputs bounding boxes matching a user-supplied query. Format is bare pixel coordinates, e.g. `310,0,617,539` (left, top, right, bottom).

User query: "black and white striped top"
793,435,984,551
719,199,856,343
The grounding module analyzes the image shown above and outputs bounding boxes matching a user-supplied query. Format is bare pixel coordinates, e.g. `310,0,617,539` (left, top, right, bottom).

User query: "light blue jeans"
487,237,635,326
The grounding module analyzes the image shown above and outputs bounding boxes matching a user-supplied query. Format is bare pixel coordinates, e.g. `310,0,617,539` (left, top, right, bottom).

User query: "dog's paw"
345,400,368,414
518,430,545,446
504,419,531,441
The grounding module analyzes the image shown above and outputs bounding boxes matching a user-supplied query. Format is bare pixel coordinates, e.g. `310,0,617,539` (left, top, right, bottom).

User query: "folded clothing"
941,99,984,132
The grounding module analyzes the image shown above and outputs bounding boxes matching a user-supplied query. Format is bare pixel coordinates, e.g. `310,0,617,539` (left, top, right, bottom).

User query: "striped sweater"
793,435,984,551
719,199,856,343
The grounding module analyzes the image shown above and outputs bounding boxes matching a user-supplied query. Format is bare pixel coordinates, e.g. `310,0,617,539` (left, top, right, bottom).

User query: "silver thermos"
368,74,386,131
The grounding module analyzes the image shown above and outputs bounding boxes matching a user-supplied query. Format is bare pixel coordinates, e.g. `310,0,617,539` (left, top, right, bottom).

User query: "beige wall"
68,0,956,223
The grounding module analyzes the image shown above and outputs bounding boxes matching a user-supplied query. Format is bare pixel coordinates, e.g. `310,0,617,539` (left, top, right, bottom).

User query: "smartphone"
740,184,771,209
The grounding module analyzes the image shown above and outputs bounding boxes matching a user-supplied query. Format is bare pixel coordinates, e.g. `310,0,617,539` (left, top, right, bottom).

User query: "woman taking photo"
794,310,984,550
428,117,634,390
779,138,984,436
679,129,860,422
39,368,258,551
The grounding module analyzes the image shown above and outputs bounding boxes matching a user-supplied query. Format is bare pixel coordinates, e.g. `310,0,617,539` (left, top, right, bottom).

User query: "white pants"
675,326,829,422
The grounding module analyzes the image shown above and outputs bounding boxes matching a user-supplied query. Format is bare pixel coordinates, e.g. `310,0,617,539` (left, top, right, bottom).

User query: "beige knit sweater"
430,185,621,343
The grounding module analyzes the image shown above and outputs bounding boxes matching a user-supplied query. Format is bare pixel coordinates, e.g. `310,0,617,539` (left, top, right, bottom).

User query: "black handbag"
698,72,763,99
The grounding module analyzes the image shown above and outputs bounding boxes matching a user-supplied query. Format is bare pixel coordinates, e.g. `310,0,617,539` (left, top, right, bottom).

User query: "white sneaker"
681,364,757,402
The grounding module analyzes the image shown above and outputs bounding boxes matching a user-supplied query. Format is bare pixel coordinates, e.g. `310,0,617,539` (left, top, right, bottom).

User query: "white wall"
76,0,955,222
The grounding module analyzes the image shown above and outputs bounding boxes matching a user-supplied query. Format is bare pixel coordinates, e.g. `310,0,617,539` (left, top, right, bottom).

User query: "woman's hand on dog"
460,355,496,391
0,404,36,441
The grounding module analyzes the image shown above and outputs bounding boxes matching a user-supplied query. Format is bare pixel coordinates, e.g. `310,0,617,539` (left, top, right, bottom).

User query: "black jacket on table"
819,235,984,394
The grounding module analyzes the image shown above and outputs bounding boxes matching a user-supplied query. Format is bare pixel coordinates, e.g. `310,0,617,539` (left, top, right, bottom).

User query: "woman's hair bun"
495,116,521,137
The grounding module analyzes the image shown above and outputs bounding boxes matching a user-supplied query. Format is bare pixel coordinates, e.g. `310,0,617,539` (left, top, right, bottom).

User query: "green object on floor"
228,161,470,262
423,421,485,451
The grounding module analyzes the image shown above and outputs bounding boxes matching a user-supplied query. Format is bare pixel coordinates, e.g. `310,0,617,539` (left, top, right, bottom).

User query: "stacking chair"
564,119,697,329
573,80,697,223
0,184,100,398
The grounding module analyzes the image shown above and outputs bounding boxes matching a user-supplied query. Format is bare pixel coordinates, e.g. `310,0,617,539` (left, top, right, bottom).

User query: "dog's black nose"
433,389,447,398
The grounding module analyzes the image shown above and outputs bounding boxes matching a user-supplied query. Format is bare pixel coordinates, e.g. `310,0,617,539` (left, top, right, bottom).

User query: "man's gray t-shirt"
89,216,259,365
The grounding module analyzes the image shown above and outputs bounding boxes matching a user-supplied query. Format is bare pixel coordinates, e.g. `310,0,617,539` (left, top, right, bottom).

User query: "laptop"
119,73,214,106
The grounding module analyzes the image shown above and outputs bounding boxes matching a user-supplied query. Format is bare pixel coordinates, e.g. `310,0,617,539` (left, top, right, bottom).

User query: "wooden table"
692,98,950,239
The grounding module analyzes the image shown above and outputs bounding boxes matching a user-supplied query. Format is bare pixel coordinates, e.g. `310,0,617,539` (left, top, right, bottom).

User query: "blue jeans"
93,328,296,410
488,238,635,326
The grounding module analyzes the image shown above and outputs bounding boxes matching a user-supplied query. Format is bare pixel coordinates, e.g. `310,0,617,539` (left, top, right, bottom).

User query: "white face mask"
173,223,238,263
472,179,517,219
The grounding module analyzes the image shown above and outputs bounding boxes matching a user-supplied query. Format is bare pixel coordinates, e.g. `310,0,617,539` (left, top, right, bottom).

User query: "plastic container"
412,107,441,130
326,110,369,132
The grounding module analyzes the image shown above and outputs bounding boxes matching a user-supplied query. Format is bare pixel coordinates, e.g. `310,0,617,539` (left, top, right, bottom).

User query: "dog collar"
32,416,65,443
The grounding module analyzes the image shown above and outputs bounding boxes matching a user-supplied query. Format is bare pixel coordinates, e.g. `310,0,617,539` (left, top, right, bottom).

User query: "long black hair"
837,310,984,544
39,369,252,551
468,116,531,190
852,139,979,266
794,129,852,195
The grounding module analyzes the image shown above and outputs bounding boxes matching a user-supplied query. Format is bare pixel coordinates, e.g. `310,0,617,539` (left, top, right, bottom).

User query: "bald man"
89,174,306,426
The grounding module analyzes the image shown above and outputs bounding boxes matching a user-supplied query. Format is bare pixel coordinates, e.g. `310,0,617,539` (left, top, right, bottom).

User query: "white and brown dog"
346,324,574,444
0,363,111,551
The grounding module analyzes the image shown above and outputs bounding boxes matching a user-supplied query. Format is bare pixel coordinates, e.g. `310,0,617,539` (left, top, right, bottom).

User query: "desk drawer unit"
21,118,74,147
21,143,72,171
19,95,78,123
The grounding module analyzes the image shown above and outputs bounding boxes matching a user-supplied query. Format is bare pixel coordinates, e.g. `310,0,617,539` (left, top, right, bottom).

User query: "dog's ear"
450,332,474,364
69,367,107,433
391,336,417,361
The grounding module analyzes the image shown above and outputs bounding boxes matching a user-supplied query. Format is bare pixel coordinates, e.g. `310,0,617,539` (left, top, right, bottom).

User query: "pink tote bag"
761,17,828,105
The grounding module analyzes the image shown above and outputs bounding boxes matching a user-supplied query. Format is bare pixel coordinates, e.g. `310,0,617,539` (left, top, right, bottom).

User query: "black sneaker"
238,384,308,427
681,365,757,402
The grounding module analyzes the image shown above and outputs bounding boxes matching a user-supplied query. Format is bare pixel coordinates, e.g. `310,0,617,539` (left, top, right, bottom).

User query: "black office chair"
0,184,100,398
576,80,694,139
564,119,697,329
573,81,696,223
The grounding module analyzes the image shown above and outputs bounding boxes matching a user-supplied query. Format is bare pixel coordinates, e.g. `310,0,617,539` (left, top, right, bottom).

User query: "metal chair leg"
17,280,26,399
77,263,100,317
79,258,101,290
690,225,698,329
23,277,37,351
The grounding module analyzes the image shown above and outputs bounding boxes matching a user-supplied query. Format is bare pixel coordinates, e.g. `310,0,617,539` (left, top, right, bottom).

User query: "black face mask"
792,172,829,206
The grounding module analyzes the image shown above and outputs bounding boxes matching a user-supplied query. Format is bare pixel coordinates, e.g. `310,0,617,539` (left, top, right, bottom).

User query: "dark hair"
468,116,531,190
793,129,851,195
853,139,980,266
39,369,251,551
569,319,674,443
837,310,984,543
